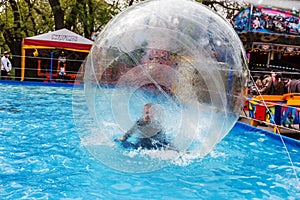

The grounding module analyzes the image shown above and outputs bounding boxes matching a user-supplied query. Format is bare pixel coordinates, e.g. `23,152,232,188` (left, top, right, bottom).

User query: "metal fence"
0,54,85,84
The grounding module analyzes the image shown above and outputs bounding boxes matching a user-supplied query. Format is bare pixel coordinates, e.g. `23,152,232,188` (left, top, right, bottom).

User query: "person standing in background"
58,51,67,77
286,74,300,93
256,74,272,94
272,73,285,95
1,51,12,80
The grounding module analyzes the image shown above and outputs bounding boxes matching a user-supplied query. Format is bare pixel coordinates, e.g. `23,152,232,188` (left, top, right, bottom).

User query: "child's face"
144,105,151,118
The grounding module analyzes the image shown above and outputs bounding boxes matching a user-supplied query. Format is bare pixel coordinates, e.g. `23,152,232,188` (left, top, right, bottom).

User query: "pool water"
0,83,299,199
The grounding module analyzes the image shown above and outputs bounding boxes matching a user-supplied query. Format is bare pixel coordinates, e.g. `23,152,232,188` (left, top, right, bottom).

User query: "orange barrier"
253,93,300,106
245,94,300,132
36,59,83,83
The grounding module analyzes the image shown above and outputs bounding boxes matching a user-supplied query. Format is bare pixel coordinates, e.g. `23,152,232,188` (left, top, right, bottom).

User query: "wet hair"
144,103,153,108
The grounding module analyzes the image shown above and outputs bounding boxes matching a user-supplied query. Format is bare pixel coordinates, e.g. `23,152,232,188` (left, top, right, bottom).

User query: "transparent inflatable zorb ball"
80,0,247,173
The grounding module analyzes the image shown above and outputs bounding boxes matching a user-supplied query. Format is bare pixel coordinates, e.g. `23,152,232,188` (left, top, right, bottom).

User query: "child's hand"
114,136,125,141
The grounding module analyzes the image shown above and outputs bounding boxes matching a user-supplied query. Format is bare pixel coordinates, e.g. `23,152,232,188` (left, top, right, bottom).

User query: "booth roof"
23,28,93,51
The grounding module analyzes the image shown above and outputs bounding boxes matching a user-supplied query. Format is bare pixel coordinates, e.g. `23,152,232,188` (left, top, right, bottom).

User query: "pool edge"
235,121,300,148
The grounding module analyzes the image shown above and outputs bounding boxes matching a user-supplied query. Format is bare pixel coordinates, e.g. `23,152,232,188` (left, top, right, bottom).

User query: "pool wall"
0,80,79,88
235,121,300,148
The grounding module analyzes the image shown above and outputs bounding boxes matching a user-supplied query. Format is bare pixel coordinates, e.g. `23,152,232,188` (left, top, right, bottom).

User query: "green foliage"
0,0,117,56
0,0,243,59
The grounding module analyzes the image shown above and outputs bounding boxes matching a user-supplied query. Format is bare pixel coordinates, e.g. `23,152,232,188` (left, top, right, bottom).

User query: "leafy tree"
201,0,247,20
64,0,117,38
48,0,64,30
0,0,117,70
0,0,246,71
0,0,28,70
111,0,246,20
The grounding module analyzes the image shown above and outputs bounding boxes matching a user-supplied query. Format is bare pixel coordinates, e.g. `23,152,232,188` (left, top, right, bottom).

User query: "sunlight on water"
0,83,299,199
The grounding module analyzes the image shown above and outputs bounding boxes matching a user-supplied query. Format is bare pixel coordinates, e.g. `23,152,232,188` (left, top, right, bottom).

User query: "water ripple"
0,84,299,199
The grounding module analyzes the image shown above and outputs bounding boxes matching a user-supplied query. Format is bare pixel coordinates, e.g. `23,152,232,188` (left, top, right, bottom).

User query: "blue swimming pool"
0,83,299,199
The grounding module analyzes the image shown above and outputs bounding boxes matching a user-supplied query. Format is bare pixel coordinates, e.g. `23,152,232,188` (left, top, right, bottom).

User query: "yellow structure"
21,29,93,81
